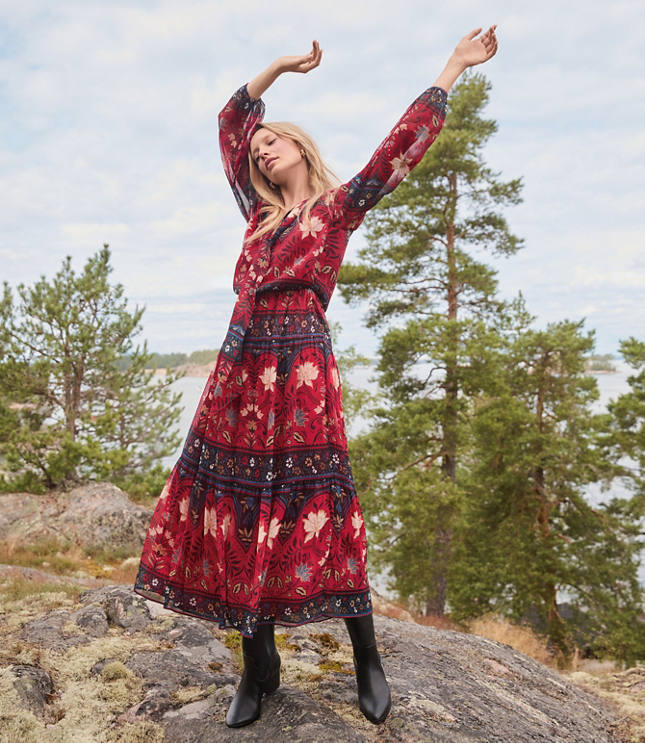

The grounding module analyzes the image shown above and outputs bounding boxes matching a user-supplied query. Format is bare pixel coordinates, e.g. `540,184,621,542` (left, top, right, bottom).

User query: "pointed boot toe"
225,650,281,728
353,646,392,724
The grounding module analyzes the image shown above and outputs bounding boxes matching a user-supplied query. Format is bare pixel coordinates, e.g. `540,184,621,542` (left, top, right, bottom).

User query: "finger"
466,27,482,40
302,55,320,72
304,52,320,70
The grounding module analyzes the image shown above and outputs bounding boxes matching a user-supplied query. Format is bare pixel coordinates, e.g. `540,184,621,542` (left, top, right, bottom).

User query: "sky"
1,0,643,358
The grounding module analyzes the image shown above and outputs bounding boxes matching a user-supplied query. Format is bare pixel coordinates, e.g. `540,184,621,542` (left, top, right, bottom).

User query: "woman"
134,27,498,729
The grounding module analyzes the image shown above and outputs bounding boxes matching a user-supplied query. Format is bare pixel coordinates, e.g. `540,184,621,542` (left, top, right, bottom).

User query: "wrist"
445,55,468,75
271,58,288,76
433,57,468,94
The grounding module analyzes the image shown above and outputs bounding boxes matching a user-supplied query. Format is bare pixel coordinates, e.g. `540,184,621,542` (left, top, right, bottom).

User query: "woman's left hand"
452,26,498,68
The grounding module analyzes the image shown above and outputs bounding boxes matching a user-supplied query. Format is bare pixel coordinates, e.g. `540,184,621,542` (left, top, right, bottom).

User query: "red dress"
133,82,447,637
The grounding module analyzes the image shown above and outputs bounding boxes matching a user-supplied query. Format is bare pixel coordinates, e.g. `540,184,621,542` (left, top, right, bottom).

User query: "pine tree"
607,337,645,501
337,72,523,614
450,321,645,662
0,245,184,495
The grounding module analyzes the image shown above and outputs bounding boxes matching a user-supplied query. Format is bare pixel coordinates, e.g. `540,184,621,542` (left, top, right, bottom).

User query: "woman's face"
250,128,305,186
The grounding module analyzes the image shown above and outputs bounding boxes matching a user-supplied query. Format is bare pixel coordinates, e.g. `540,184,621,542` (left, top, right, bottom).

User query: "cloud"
1,0,643,359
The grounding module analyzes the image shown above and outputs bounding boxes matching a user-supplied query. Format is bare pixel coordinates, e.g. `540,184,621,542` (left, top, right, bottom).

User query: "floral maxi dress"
133,82,447,637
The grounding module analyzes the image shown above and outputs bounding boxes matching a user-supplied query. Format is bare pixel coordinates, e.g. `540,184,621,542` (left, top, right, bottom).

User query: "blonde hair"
246,122,339,244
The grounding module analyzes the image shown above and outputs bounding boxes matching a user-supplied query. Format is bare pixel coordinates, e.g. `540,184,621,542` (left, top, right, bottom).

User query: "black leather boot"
344,613,392,724
225,623,281,728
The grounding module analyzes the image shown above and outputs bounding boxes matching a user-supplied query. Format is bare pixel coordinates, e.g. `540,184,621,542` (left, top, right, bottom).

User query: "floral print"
134,80,447,638
303,509,330,543
296,360,319,389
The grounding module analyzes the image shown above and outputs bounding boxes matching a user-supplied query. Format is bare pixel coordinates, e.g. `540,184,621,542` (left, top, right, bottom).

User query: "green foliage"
0,244,184,495
115,351,192,370
329,321,375,431
335,71,645,660
585,353,616,372
337,72,524,614
606,337,645,501
116,349,219,370
449,321,645,663
187,349,219,365
150,352,189,369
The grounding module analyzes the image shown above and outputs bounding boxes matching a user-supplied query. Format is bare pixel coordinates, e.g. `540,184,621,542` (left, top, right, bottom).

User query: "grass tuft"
0,536,140,585
310,632,341,652
1,576,81,603
467,614,554,666
317,659,353,675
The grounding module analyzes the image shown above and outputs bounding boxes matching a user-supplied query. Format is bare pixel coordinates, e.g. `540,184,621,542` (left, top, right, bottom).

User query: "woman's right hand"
276,40,323,75
246,41,322,101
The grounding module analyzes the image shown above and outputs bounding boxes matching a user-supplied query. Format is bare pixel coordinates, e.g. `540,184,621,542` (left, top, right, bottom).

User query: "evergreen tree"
607,337,645,501
450,321,645,663
0,245,184,495
337,72,523,614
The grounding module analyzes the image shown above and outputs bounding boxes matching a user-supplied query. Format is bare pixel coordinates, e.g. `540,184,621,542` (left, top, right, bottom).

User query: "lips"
265,157,277,170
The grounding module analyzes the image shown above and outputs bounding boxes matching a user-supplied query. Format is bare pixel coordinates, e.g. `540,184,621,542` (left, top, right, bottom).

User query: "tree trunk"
534,372,569,658
431,172,460,616
442,172,459,483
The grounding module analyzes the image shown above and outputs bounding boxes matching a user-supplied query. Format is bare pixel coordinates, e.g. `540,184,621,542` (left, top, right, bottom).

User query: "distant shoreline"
152,361,216,378
153,364,620,379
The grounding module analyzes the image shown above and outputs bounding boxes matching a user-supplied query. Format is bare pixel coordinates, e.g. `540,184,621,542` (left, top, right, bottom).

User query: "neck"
279,167,313,211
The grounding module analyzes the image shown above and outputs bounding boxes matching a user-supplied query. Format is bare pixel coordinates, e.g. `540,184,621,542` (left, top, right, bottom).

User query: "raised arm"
218,41,323,221
218,86,266,221
332,26,499,232
332,86,448,232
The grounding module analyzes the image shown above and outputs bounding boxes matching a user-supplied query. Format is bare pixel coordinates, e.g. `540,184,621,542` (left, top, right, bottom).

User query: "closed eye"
253,138,277,164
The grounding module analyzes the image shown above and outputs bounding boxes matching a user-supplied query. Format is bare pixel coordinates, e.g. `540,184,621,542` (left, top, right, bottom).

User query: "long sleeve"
332,86,448,232
218,84,266,221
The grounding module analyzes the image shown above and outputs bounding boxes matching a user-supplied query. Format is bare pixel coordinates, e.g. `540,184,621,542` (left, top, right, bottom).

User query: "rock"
7,664,56,719
104,590,152,631
78,584,152,631
70,603,109,637
20,609,93,650
2,585,625,742
0,482,152,553
162,685,369,743
371,589,416,623
61,482,152,552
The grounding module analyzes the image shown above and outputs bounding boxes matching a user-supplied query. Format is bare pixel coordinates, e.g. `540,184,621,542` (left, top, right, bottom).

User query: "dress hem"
133,563,373,638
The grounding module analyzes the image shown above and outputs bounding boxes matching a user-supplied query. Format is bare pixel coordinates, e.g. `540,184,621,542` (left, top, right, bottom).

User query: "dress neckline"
285,196,310,215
